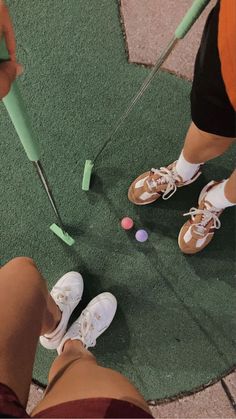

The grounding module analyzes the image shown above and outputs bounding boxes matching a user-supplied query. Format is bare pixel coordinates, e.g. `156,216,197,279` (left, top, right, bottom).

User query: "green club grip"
175,0,211,39
3,84,40,161
1,38,40,161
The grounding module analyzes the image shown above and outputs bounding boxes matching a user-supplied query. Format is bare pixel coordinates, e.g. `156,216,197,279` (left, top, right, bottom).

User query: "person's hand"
0,0,22,99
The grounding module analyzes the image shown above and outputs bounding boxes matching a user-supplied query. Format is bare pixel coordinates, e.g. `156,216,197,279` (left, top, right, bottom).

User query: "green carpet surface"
1,0,236,401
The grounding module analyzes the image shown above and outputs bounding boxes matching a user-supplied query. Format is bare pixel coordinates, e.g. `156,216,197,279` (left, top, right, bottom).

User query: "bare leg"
0,257,61,406
32,340,151,416
182,122,235,164
224,169,236,203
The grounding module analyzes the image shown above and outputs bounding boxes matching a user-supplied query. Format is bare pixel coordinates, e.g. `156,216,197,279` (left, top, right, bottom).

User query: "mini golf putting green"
1,0,236,401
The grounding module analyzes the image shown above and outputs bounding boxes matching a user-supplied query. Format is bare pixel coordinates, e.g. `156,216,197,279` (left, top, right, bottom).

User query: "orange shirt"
218,0,236,111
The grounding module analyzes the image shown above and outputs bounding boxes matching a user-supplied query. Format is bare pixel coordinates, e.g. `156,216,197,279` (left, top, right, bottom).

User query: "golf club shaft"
93,0,211,163
0,55,66,230
33,161,65,232
94,37,178,164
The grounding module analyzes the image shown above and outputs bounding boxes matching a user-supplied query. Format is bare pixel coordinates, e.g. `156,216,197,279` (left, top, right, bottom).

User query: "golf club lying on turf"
82,0,211,191
0,38,75,246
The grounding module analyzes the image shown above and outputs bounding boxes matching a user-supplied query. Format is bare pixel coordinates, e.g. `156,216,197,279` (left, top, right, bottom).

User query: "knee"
51,341,96,371
5,257,40,278
60,340,96,362
48,344,96,384
1,257,46,293
7,256,36,269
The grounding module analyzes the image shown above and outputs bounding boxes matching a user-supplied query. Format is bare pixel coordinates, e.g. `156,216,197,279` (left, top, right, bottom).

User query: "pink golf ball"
135,229,148,242
121,217,134,230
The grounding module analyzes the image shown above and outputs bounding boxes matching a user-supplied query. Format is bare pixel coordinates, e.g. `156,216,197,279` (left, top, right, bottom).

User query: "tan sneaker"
128,162,202,205
178,181,223,254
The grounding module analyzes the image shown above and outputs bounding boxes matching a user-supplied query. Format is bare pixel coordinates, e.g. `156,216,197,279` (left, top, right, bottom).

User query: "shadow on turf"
64,162,235,268
61,157,235,281
141,242,236,369
184,209,236,284
45,162,235,392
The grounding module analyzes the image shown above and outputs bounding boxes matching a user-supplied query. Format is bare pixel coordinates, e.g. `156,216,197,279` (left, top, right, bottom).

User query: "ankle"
41,305,62,335
175,150,202,182
62,338,84,353
62,339,95,361
224,175,236,204
206,179,236,209
50,305,62,333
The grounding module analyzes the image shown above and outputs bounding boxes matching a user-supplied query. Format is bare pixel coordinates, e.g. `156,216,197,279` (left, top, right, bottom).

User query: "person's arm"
1,0,16,60
0,0,22,99
0,60,16,98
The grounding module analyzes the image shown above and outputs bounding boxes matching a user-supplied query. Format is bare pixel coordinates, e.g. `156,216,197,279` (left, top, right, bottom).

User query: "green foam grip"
82,160,94,191
0,37,40,161
175,0,211,39
3,84,40,161
50,223,75,246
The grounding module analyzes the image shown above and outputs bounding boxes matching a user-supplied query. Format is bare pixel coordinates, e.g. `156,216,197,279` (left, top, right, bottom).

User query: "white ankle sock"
175,150,202,182
206,179,236,209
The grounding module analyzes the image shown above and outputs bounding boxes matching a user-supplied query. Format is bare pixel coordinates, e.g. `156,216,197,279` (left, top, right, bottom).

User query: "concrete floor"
120,0,217,80
26,1,236,417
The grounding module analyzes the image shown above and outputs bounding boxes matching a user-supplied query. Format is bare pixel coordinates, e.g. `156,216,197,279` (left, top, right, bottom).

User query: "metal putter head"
50,223,75,246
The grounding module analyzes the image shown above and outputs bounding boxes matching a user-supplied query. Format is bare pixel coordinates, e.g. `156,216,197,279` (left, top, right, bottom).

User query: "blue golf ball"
135,229,148,242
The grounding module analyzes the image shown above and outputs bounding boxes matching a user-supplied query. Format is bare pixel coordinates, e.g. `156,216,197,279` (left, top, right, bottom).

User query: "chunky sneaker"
178,181,223,254
128,162,201,205
40,272,84,350
57,292,117,354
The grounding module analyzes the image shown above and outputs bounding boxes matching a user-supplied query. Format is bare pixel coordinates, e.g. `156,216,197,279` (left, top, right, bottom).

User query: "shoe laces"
51,286,79,305
147,166,180,200
183,204,221,236
78,310,101,349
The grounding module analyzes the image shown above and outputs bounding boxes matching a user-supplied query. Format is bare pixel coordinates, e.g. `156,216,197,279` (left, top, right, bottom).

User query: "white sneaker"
40,271,84,350
57,292,117,355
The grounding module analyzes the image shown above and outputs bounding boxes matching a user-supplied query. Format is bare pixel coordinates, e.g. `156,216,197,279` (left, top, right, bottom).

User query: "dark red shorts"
0,383,153,418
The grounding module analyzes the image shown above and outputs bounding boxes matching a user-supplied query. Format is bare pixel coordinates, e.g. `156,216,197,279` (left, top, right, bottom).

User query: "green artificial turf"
1,0,236,401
